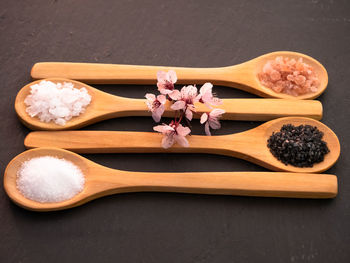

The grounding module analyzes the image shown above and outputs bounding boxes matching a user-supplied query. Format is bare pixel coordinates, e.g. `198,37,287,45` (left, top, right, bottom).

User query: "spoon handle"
25,131,231,154
106,97,322,121
97,169,337,199
31,62,231,85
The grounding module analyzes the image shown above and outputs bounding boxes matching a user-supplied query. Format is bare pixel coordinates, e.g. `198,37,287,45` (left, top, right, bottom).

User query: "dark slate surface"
1,0,349,262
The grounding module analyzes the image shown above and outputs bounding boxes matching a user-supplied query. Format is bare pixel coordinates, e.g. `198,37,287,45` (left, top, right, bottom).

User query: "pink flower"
145,93,166,122
170,85,198,120
200,109,226,136
196,82,222,107
153,122,191,148
157,70,180,100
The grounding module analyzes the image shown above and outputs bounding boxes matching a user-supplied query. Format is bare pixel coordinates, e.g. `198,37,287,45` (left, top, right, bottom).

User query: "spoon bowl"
246,51,328,99
4,148,91,211
25,117,340,173
252,117,340,173
15,78,136,130
15,78,323,130
31,51,328,99
4,148,338,211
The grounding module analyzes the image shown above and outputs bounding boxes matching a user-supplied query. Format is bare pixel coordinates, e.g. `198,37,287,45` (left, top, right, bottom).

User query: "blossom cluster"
146,70,225,148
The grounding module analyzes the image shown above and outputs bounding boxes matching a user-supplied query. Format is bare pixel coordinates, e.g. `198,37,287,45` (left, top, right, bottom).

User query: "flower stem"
177,106,187,125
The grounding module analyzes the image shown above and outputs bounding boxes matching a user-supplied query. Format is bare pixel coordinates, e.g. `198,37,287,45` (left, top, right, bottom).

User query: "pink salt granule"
258,56,319,96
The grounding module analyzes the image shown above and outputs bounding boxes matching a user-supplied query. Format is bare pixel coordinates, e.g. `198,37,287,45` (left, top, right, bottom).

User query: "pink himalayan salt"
258,56,319,96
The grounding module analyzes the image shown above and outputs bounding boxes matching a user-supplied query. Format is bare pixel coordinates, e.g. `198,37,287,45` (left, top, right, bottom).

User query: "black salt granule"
267,124,330,167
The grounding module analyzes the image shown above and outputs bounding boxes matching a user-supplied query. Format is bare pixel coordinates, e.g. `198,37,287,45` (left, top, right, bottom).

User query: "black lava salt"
267,124,330,167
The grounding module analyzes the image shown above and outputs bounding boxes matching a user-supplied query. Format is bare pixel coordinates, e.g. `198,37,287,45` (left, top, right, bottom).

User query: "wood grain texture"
2,1,350,262
24,117,340,173
4,148,338,211
30,51,328,100
2,0,349,262
15,78,323,131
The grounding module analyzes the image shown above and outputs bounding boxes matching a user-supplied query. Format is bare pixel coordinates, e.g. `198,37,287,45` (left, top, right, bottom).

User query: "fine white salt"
16,156,85,203
24,80,92,126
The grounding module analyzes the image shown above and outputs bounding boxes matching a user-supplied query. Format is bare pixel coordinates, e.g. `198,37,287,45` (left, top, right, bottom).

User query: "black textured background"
1,0,349,262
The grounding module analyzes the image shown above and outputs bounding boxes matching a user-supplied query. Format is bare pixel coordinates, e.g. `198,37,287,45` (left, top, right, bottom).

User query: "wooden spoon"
15,78,323,131
24,117,340,173
4,148,338,211
31,51,328,99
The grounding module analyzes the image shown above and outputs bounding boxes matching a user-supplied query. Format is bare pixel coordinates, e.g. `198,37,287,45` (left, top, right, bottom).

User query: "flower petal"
158,84,172,94
200,113,208,124
210,108,225,118
209,119,221,129
153,124,174,133
204,122,211,136
187,104,196,112
181,85,198,100
200,82,213,95
152,112,161,123
174,134,189,147
157,95,166,104
176,124,191,137
185,107,193,120
157,71,167,83
146,101,152,110
153,125,165,133
171,100,186,110
169,89,181,100
145,93,155,101
167,70,177,83
162,134,175,149
152,106,164,122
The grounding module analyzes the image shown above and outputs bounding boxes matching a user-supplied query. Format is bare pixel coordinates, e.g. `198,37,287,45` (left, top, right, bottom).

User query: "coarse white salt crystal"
24,80,92,126
16,156,85,203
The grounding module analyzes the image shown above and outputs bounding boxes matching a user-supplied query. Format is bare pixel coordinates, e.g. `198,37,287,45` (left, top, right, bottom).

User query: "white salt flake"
16,156,85,203
24,80,92,126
